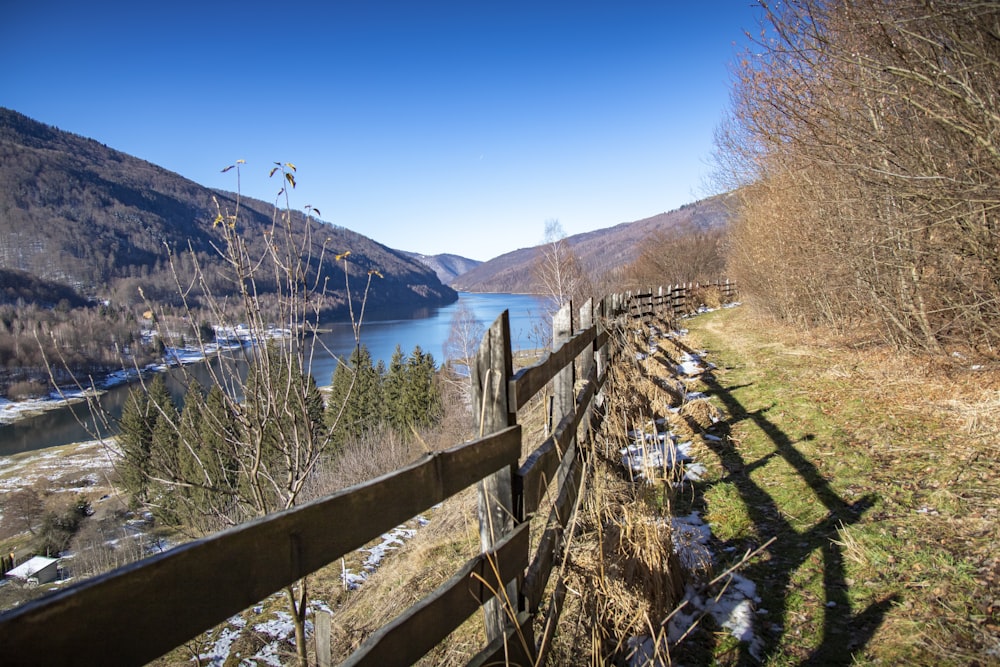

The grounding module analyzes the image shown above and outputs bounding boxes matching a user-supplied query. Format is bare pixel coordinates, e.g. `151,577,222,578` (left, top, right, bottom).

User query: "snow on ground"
667,575,764,661
197,515,430,665
671,512,714,572
0,439,115,492
626,322,765,663
341,518,426,589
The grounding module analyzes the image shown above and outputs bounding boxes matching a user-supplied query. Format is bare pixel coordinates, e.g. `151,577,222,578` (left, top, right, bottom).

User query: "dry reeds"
679,399,722,433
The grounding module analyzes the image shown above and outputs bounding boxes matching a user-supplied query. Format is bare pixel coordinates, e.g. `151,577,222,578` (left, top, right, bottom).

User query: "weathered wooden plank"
519,382,582,519
343,522,531,667
535,577,569,666
316,609,332,667
579,299,595,446
472,310,518,643
523,453,584,612
522,446,583,613
551,303,575,487
518,362,597,520
0,426,521,667
508,324,596,411
518,436,560,518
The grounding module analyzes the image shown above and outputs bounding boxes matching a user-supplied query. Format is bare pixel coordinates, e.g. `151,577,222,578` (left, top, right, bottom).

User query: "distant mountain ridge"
451,195,732,293
403,252,482,284
0,108,457,315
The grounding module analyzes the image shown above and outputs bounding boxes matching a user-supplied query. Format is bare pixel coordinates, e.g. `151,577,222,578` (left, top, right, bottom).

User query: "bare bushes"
721,0,1000,354
5,380,48,400
625,224,728,290
68,511,157,579
304,427,422,498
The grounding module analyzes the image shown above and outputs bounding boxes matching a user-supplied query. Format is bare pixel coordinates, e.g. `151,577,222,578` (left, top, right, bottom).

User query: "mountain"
0,108,457,316
451,194,733,293
403,252,482,285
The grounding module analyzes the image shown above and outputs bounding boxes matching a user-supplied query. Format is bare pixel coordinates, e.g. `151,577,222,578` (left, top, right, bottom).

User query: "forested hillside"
0,108,455,313
451,194,731,294
0,108,457,395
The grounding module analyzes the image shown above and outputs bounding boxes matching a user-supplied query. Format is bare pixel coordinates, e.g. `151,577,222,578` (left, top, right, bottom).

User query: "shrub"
6,380,49,400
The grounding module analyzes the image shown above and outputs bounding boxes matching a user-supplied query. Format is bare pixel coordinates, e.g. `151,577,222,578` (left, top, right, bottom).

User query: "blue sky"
1,2,759,261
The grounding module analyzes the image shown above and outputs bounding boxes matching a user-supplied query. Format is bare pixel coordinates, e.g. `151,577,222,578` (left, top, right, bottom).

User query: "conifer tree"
326,344,383,444
403,346,442,429
174,383,207,523
116,374,175,507
116,386,152,505
382,344,408,431
148,394,180,521
198,384,238,498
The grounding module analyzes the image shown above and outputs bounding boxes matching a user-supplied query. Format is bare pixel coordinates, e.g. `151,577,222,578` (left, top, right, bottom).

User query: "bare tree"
442,303,485,400
111,162,376,666
533,219,592,315
1,487,44,536
625,224,727,289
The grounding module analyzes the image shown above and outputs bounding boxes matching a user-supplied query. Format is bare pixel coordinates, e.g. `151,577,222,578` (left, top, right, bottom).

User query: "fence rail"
0,280,735,666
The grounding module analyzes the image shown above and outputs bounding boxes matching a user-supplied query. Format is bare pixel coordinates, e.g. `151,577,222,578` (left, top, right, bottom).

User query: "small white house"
6,556,59,585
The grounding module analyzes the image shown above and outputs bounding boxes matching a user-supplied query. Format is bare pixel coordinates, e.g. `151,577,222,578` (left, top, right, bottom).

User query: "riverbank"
0,342,235,428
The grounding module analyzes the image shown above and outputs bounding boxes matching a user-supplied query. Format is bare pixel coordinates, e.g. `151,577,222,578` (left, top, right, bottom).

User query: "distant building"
5,556,59,585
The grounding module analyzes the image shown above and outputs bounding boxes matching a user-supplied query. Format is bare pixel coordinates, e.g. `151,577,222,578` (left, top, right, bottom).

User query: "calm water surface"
0,293,547,456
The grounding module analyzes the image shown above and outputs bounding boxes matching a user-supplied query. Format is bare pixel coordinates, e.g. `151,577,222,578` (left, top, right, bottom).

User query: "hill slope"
0,107,456,315
451,195,732,293
403,252,481,285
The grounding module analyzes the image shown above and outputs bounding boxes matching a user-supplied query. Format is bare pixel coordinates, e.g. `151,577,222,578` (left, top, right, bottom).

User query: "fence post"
472,310,518,643
578,298,595,443
552,302,576,489
315,610,332,667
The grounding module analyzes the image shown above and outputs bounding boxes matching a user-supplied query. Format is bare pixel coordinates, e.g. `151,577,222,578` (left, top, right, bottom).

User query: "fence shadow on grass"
657,337,897,666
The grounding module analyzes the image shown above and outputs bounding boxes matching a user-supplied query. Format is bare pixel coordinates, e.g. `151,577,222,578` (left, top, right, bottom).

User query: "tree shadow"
655,336,897,665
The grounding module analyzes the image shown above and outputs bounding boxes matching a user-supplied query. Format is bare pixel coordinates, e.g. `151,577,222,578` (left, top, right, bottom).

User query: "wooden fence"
0,281,734,666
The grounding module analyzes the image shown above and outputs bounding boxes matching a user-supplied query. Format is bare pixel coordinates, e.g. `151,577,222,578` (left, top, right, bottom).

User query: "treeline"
0,300,158,398
719,0,1000,354
115,343,442,529
326,344,442,444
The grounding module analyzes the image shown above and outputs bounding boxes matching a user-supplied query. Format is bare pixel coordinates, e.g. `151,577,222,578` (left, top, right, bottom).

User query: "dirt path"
677,306,1000,665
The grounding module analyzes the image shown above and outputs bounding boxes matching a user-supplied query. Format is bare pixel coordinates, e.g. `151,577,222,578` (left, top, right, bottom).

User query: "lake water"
0,293,549,457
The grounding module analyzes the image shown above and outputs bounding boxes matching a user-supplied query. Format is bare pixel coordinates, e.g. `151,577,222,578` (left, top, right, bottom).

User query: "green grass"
673,306,1000,665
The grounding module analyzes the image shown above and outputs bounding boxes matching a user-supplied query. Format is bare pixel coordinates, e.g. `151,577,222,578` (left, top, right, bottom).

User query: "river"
0,292,549,457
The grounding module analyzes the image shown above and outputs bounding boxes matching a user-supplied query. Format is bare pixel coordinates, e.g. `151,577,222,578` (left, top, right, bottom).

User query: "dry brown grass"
322,487,484,664
535,334,697,665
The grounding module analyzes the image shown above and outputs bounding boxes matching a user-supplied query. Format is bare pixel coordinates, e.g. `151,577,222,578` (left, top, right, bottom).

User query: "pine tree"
117,386,152,505
325,344,383,444
148,395,180,522
403,346,442,429
383,344,408,431
199,384,238,496
116,374,175,507
172,383,204,522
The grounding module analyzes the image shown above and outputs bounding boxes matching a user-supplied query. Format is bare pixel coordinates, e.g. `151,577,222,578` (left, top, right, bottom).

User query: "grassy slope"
679,306,1000,665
